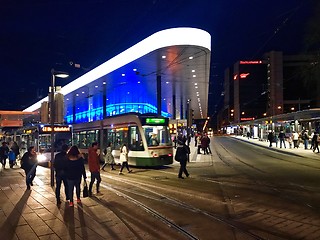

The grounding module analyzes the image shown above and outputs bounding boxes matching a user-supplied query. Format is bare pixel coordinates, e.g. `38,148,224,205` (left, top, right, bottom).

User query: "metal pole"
50,71,55,187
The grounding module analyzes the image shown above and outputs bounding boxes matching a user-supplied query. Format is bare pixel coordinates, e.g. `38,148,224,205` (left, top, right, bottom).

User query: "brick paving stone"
39,234,61,240
35,208,58,221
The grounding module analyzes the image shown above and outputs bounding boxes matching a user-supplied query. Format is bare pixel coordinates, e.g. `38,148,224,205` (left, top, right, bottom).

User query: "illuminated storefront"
24,28,211,124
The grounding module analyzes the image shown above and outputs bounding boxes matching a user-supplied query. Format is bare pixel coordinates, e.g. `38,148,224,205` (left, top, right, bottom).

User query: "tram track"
231,137,320,171
209,139,320,239
97,172,274,239
214,140,319,209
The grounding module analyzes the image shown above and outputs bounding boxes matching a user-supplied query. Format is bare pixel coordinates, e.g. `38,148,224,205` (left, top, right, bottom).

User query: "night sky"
0,0,315,114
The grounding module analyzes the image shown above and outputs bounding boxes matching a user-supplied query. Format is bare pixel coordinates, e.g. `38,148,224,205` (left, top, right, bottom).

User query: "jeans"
89,172,101,193
67,178,81,203
25,164,37,187
56,173,69,200
279,138,286,148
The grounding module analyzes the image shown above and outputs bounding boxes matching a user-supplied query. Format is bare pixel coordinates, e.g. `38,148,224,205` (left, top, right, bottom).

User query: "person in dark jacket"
312,132,319,153
175,136,190,179
278,131,286,148
21,146,38,190
54,144,69,205
0,142,10,168
65,146,86,207
268,131,274,147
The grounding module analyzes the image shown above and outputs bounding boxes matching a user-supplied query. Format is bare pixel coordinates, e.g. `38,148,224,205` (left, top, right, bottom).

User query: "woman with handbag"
65,146,87,207
118,143,132,175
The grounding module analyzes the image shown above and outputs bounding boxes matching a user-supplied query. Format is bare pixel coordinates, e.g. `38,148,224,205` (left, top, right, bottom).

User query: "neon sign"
241,117,255,121
240,61,262,64
240,73,250,79
146,118,165,124
40,126,71,133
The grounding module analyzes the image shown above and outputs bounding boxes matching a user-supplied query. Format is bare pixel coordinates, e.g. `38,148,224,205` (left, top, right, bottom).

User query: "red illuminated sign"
234,73,250,80
240,60,262,64
241,117,255,121
240,73,250,78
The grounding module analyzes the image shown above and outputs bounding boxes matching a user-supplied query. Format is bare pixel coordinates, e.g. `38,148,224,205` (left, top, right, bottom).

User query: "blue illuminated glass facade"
64,72,172,124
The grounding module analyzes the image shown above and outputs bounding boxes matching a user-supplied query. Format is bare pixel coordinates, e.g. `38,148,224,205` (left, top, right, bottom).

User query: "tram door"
102,129,117,150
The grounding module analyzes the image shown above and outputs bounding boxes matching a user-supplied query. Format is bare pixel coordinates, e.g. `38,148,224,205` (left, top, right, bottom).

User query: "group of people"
54,142,132,206
267,130,320,153
13,136,193,204
195,133,212,155
0,141,20,169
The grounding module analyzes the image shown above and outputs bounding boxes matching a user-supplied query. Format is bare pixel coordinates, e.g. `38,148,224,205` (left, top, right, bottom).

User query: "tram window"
144,126,171,146
54,132,72,151
102,129,116,150
86,130,100,147
114,128,128,150
129,126,144,151
79,131,88,149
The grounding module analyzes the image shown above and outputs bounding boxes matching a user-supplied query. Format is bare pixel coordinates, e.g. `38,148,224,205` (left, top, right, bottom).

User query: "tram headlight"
37,154,47,163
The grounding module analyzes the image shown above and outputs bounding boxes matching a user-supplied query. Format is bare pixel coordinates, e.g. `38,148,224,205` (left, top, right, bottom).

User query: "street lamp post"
50,69,69,187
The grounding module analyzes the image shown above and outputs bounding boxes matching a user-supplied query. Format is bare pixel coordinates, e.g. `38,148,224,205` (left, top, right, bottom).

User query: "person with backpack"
8,149,16,168
175,135,190,179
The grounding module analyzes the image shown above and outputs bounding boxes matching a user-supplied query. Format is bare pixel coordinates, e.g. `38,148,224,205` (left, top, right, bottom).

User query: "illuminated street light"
50,69,69,187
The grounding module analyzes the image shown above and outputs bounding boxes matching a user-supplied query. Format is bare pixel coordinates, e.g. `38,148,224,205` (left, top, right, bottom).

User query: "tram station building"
23,28,211,129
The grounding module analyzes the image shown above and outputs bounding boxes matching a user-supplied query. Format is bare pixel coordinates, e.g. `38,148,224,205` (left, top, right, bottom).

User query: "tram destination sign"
142,117,168,126
39,125,72,133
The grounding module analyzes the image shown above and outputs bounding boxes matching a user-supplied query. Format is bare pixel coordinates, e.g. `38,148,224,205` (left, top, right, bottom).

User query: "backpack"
8,151,16,161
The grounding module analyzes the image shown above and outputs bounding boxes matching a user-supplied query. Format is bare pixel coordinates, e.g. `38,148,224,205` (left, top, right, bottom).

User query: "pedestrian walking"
175,136,190,179
201,134,211,154
88,142,102,196
287,134,293,149
8,149,16,168
54,144,69,205
292,131,299,148
0,142,9,168
267,131,274,147
20,146,38,190
11,141,20,161
278,130,286,148
65,146,87,207
197,134,202,154
312,132,320,153
119,143,132,174
246,131,250,139
101,142,116,171
301,130,309,150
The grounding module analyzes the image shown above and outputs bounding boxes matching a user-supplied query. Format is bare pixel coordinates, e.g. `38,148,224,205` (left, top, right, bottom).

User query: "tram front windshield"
143,126,171,147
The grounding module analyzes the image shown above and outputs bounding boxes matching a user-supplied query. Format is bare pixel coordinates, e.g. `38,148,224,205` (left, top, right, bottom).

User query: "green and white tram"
72,113,173,167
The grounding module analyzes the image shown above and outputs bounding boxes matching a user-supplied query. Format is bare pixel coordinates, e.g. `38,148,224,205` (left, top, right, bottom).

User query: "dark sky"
0,0,315,113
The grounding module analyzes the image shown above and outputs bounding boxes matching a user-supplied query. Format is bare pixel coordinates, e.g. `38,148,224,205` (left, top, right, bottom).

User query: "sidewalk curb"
232,137,317,159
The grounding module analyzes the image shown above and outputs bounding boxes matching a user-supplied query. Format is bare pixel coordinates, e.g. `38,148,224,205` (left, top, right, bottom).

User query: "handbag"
83,181,89,198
